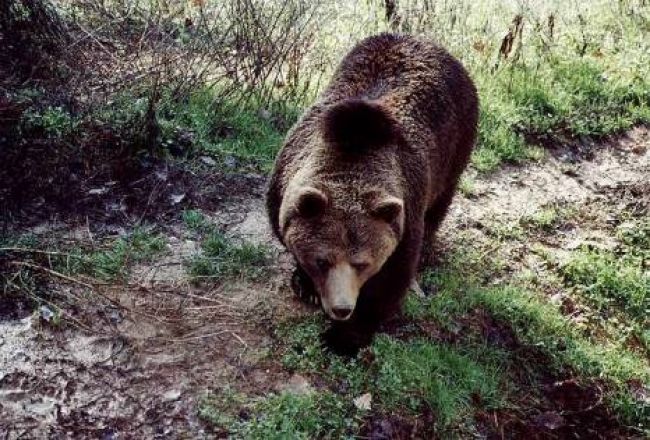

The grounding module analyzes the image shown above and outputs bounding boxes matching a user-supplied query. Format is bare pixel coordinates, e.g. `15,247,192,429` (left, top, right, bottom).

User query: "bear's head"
278,99,404,321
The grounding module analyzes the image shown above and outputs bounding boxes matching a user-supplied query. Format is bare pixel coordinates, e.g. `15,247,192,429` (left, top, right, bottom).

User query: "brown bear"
266,33,478,354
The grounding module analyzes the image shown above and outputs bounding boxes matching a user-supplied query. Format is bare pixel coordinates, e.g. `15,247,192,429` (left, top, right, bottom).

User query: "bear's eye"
352,262,369,272
315,258,331,272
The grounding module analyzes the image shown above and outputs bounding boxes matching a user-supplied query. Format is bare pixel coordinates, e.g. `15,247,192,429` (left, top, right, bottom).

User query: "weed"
560,247,648,322
159,90,289,170
53,229,167,281
415,245,649,428
22,106,79,138
373,336,501,429
199,386,359,439
189,231,270,281
457,176,476,198
234,392,359,439
277,316,369,395
182,209,209,232
198,388,248,432
520,203,576,232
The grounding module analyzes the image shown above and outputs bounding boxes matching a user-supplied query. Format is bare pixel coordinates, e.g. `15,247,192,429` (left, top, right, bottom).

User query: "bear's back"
321,33,478,199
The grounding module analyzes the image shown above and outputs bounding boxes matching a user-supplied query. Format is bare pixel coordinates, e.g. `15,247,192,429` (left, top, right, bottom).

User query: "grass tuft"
189,230,270,281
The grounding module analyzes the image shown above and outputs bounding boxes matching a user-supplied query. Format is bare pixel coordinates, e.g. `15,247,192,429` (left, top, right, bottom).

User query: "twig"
164,330,229,342
0,247,83,258
229,331,247,348
11,260,94,290
9,260,176,324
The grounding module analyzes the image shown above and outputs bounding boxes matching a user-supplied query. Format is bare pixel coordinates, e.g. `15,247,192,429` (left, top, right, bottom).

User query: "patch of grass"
472,101,541,172
484,221,525,241
373,336,502,428
417,256,649,428
2,229,166,284
276,313,506,434
189,230,271,281
54,229,167,281
617,220,650,259
559,247,648,322
159,90,289,170
457,175,477,198
474,285,649,427
471,55,649,171
277,316,369,395
200,388,359,439
234,391,359,440
22,105,80,138
198,387,248,432
181,209,209,232
520,203,576,232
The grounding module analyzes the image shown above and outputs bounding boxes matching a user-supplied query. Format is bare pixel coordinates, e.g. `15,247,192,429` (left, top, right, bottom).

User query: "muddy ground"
0,127,648,438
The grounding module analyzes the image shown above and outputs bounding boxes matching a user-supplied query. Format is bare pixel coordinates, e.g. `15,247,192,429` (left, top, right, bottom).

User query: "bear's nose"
331,306,353,320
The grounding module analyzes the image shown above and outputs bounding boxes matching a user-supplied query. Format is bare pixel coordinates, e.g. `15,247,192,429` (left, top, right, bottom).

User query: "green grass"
276,311,505,434
457,175,476,198
181,208,272,281
416,260,649,428
520,203,576,232
1,229,166,283
61,229,167,281
471,55,649,171
560,247,648,322
182,209,210,232
373,336,502,427
236,392,358,439
200,388,359,439
158,89,288,170
189,230,271,281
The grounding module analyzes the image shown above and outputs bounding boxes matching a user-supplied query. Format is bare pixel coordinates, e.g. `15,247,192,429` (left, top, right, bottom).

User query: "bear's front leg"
290,265,320,306
322,318,377,356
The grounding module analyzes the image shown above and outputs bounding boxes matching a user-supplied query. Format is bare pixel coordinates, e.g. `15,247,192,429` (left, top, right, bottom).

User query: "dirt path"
1,128,648,438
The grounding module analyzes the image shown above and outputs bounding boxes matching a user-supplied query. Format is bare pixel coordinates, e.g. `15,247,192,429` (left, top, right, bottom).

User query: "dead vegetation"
0,0,320,223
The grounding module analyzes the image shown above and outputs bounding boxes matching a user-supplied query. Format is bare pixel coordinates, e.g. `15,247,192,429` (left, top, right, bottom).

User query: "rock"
533,411,565,430
224,155,237,169
200,156,216,166
39,305,55,322
163,389,182,402
353,393,372,411
88,187,108,195
170,193,186,205
280,374,313,395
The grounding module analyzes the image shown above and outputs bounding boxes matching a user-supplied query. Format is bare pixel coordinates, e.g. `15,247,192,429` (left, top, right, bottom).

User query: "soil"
0,127,648,438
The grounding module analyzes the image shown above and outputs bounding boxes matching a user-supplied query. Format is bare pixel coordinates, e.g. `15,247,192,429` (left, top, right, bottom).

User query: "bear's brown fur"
267,33,478,354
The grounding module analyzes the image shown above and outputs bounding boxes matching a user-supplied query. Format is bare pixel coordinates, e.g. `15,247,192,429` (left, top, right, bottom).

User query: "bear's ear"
295,186,328,218
371,196,404,235
280,186,328,233
322,99,397,151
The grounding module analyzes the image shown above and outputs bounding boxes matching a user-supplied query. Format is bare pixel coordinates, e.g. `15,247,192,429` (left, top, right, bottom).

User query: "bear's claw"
290,267,320,306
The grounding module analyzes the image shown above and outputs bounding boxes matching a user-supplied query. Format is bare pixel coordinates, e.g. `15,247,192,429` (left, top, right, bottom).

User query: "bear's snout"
321,263,360,321
330,306,354,320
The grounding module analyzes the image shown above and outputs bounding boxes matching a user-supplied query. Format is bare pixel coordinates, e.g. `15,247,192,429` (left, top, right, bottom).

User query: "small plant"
189,231,270,281
22,106,79,138
373,336,502,429
521,206,559,231
458,176,477,198
57,229,167,281
520,203,575,233
182,209,209,232
234,392,358,439
559,247,648,322
199,387,359,439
